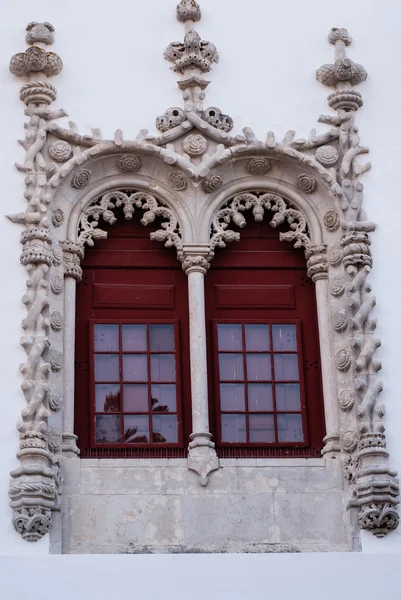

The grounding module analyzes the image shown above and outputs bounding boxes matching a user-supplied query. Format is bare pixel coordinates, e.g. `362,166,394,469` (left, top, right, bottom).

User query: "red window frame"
213,319,309,448
89,318,184,449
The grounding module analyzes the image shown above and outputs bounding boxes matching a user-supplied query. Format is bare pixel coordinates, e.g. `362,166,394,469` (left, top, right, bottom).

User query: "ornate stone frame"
7,4,399,542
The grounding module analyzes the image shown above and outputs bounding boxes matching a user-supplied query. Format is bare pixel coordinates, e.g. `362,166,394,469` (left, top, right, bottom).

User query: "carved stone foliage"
202,107,233,132
210,192,310,251
77,190,182,253
156,108,185,133
164,30,218,74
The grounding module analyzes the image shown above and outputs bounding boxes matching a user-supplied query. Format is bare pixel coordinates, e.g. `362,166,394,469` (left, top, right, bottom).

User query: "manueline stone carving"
183,133,207,157
7,8,397,541
156,108,186,132
202,171,223,193
297,173,316,193
71,169,91,189
211,192,310,251
47,428,62,453
247,158,271,176
169,171,188,191
202,107,233,132
48,140,72,162
323,209,340,232
117,154,142,173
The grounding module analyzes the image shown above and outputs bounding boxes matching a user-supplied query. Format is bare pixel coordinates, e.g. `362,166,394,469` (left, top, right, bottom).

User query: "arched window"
206,217,325,457
74,213,191,457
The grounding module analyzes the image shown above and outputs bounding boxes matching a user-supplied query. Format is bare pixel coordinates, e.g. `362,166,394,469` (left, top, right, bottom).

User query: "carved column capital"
180,244,214,275
61,240,84,281
305,243,328,281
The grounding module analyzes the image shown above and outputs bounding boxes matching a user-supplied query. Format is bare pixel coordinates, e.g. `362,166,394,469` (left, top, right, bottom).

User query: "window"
75,214,191,457
206,217,325,457
215,321,306,446
92,322,182,446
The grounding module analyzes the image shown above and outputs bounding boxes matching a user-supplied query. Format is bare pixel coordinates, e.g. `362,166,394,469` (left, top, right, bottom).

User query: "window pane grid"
93,322,180,446
217,322,305,445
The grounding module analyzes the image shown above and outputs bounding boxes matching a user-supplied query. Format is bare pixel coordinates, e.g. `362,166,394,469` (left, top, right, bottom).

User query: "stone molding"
6,7,398,541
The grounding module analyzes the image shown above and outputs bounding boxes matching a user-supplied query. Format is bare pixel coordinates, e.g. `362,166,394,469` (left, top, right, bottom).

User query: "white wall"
0,0,400,555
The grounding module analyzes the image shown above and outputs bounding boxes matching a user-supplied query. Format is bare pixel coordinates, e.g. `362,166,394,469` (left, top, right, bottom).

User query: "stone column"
306,244,340,456
61,241,83,456
181,246,219,485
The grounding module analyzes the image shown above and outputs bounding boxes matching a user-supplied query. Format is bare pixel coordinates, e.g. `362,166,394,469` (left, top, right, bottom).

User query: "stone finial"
316,27,367,111
25,22,55,45
10,23,62,79
177,0,201,23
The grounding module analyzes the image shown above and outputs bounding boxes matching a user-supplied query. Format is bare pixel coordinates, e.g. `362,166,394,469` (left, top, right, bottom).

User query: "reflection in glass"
150,354,176,382
217,324,242,351
151,384,176,412
95,415,121,443
220,383,245,412
274,354,299,380
219,354,244,381
123,384,148,412
94,354,119,382
277,414,304,442
245,324,270,351
248,384,273,412
276,383,301,411
150,324,175,352
94,324,119,352
122,324,147,352
246,354,271,381
123,354,148,381
95,384,120,412
249,414,275,443
124,415,149,443
221,414,246,443
152,415,178,443
272,324,297,352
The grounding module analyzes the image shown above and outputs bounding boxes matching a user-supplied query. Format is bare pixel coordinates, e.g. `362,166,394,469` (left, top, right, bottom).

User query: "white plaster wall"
0,0,400,556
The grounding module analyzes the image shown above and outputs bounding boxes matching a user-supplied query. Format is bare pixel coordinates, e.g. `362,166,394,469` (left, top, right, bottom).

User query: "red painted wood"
205,217,326,456
75,214,191,455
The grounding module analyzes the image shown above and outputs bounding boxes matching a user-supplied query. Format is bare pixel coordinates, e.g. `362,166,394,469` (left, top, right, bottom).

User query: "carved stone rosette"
7,7,398,542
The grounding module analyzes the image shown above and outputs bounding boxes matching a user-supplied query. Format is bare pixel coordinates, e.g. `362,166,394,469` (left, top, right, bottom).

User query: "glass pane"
95,384,120,412
219,354,244,381
123,384,148,412
249,414,275,443
122,324,147,352
151,384,176,412
277,414,304,442
272,324,297,352
94,354,119,382
95,415,121,443
246,354,271,381
123,354,147,381
245,324,270,351
217,324,242,351
274,354,299,380
220,383,245,412
221,414,246,443
276,383,301,411
150,354,176,382
248,384,273,412
94,324,119,352
152,415,178,443
150,324,175,352
124,415,149,443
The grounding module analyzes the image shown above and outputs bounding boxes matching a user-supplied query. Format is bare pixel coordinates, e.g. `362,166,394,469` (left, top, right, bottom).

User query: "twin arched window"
75,210,325,458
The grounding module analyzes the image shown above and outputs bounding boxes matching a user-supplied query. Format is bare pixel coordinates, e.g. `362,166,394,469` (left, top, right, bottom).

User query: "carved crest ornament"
7,3,399,541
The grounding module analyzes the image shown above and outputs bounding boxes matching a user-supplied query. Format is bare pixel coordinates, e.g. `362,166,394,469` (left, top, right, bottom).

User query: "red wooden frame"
89,319,184,448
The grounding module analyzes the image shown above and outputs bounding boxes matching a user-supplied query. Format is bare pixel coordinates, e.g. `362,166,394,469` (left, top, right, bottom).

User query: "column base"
188,433,219,486
62,433,80,457
321,432,341,457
